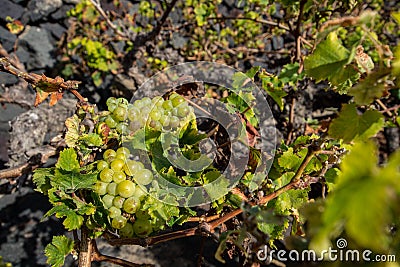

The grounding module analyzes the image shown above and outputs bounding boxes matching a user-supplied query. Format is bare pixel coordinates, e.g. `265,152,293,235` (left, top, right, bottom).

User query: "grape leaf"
304,32,358,88
65,115,80,148
52,170,97,191
328,104,384,142
45,203,84,230
348,68,390,105
45,236,74,267
78,133,103,147
312,141,400,252
56,148,80,172
33,168,54,194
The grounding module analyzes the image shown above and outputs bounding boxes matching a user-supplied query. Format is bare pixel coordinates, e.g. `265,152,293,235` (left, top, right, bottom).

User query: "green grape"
135,209,151,220
105,115,118,128
113,171,126,183
102,194,114,208
171,94,185,107
107,182,118,195
109,206,122,219
113,196,125,209
127,107,139,121
133,219,153,237
122,196,140,214
103,149,116,161
169,116,180,128
116,98,129,108
149,120,162,130
111,159,125,171
159,115,170,126
134,169,153,185
97,160,108,171
100,168,114,183
162,100,173,110
149,108,162,121
117,180,136,198
117,147,130,157
116,122,129,134
123,160,143,176
134,186,147,200
177,104,190,117
142,97,151,106
113,106,128,122
94,181,108,195
106,97,117,112
115,152,128,161
152,96,164,107
112,215,128,229
119,222,134,238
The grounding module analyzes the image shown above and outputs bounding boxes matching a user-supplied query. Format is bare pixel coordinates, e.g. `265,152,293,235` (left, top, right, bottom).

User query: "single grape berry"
94,181,108,195
112,215,128,229
113,106,128,122
122,196,140,214
133,219,153,237
103,149,116,161
116,180,135,198
97,160,108,171
108,206,121,218
105,115,118,129
113,171,126,183
119,222,134,238
134,169,153,185
106,97,117,112
102,194,114,208
111,159,125,171
113,196,125,209
100,168,114,183
107,182,118,195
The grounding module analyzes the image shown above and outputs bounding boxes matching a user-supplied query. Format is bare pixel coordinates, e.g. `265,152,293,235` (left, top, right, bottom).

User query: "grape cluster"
93,147,154,237
105,93,195,133
0,257,11,267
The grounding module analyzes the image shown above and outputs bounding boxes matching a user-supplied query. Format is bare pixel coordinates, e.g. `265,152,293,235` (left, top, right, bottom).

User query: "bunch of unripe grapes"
0,257,11,267
93,147,154,237
104,93,195,133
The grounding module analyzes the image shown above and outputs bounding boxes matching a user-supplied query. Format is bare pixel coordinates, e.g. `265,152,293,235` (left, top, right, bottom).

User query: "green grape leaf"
204,175,230,200
304,32,357,88
33,168,54,194
65,115,80,148
313,141,400,252
52,170,97,191
76,202,96,216
232,72,250,89
45,236,74,267
79,133,103,147
278,147,305,170
278,63,304,86
264,86,287,111
45,203,84,230
328,104,384,142
56,148,80,172
348,69,391,105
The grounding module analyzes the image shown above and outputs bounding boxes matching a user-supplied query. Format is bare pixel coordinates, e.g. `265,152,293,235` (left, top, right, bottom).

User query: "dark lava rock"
7,98,76,167
0,26,17,52
26,0,63,22
41,22,66,39
0,0,24,21
0,72,18,86
50,4,74,21
171,32,187,50
17,26,55,70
